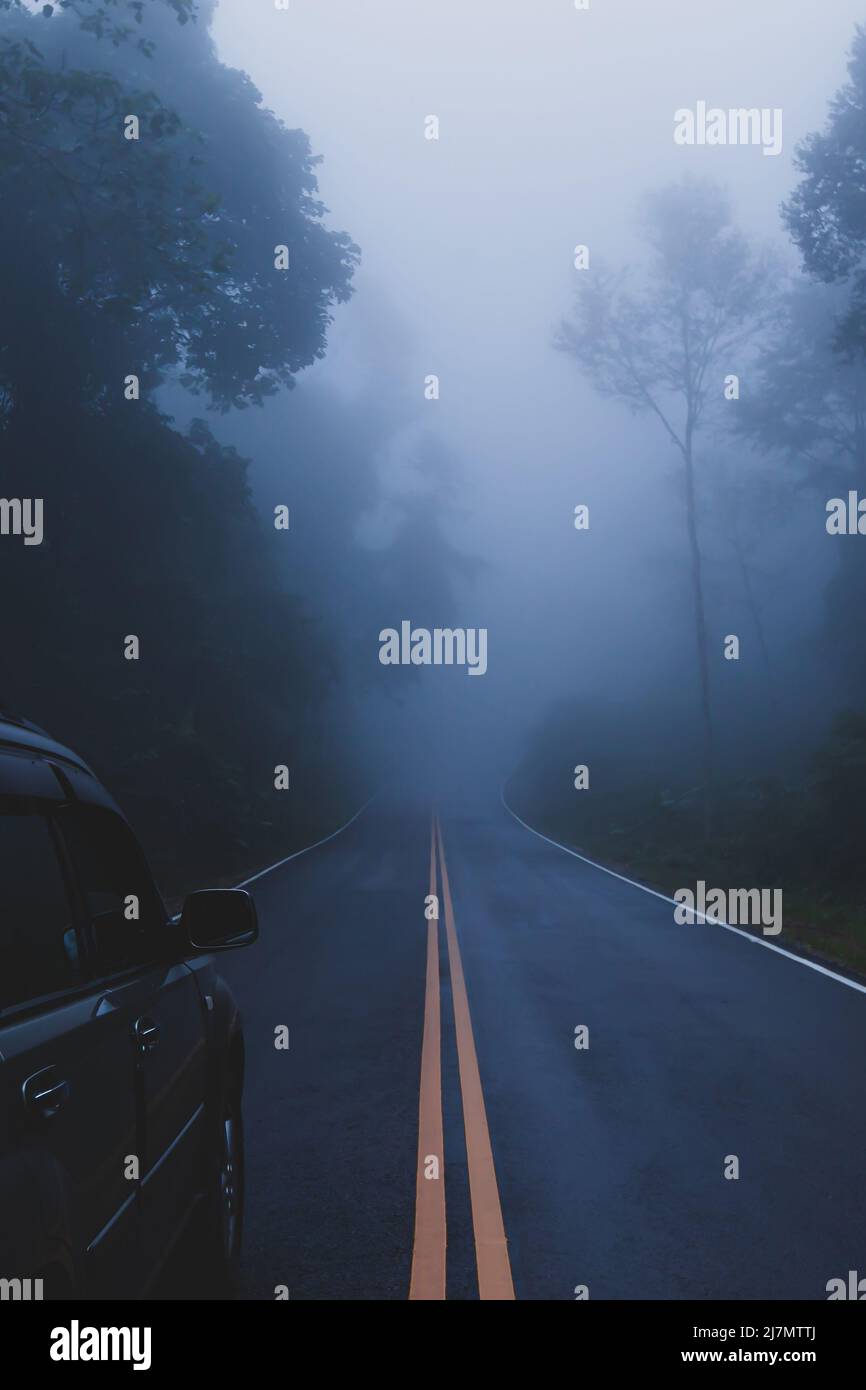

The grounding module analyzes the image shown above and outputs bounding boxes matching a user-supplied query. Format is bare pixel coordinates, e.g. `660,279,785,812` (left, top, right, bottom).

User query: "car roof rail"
0,708,51,737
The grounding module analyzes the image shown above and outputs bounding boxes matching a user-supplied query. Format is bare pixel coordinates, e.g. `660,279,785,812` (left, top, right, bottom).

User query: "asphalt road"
212,794,866,1300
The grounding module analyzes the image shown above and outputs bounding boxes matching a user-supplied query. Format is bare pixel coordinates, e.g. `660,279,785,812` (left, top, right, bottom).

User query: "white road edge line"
235,795,375,889
500,786,866,998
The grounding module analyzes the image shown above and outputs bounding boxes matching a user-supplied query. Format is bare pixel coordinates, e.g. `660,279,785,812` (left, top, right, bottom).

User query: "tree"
709,451,783,721
0,0,362,887
735,280,866,489
783,23,866,358
556,177,773,837
0,1,196,50
0,1,359,416
736,279,866,700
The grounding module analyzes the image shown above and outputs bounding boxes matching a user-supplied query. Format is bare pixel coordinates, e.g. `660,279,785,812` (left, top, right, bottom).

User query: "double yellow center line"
409,813,515,1300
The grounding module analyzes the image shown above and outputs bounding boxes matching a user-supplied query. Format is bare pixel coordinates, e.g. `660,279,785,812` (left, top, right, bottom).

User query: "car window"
0,804,82,1011
56,806,167,975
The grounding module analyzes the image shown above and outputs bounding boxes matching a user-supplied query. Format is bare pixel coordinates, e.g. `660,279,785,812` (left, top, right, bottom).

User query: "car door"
54,799,209,1283
0,753,141,1297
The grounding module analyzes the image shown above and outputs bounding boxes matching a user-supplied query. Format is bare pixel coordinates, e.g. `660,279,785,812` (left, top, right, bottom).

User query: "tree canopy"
784,23,866,356
0,0,361,889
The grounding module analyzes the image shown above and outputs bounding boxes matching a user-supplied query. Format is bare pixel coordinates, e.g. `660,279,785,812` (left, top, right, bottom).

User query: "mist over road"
211,795,866,1301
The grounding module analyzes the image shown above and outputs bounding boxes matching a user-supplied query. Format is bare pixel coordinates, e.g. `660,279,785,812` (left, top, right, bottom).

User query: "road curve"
204,793,866,1300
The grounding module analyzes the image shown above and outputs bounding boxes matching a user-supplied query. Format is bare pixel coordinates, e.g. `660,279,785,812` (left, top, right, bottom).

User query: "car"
0,713,258,1299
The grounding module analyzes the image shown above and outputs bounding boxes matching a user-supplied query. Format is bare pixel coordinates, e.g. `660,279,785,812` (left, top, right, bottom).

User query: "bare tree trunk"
682,433,714,842
730,529,776,718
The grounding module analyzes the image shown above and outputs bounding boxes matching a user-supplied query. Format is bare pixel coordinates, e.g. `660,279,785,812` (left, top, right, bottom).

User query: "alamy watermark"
0,1276,43,1300
379,622,487,676
826,492,866,534
827,1270,866,1299
674,102,782,157
674,881,782,936
0,497,43,546
50,1320,152,1371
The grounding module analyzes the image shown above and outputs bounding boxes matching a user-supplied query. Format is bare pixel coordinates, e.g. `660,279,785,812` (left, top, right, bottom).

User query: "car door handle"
133,1016,160,1054
22,1067,70,1119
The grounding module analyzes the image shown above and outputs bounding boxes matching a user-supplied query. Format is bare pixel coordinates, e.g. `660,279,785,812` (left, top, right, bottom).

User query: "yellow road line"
408,817,447,1299
435,815,515,1300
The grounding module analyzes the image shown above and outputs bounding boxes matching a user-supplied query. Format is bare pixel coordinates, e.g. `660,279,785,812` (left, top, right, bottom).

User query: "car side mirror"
181,889,259,952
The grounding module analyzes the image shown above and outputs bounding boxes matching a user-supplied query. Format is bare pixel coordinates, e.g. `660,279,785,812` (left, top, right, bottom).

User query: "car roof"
0,715,95,776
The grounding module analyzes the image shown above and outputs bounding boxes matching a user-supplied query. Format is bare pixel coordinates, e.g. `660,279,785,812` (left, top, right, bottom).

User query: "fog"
5,0,866,892
199,0,864,802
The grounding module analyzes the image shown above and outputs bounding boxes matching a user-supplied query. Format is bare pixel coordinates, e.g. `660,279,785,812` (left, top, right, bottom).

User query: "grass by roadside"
162,793,369,913
509,800,866,981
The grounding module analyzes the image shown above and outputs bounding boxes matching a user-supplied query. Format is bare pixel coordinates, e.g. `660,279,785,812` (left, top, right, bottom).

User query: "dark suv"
0,715,257,1299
